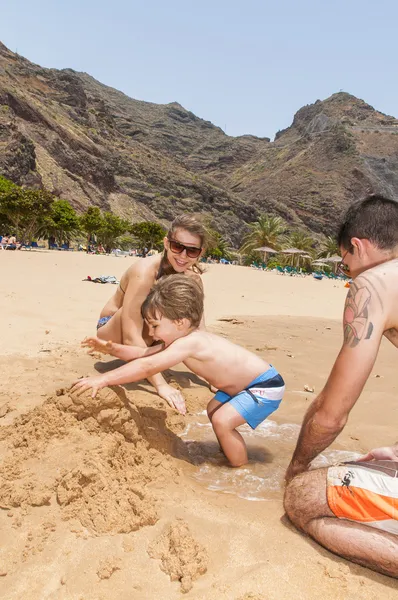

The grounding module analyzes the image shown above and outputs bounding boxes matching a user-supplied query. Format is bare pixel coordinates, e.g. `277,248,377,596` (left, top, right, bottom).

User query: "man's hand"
360,445,398,462
81,336,113,355
70,374,109,398
156,383,186,415
285,460,310,485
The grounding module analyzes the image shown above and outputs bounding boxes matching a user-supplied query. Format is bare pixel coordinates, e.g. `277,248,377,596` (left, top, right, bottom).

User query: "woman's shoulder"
122,254,161,284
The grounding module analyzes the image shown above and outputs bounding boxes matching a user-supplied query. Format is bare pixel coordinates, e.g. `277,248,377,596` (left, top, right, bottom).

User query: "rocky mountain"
1,41,398,243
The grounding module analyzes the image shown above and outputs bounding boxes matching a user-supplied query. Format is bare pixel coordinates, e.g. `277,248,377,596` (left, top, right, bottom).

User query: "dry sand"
0,250,397,600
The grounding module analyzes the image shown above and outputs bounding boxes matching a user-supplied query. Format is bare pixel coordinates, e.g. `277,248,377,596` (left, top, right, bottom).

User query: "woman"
96,214,206,412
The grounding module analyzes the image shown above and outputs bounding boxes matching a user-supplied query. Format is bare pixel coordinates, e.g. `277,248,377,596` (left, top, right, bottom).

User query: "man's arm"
286,275,385,482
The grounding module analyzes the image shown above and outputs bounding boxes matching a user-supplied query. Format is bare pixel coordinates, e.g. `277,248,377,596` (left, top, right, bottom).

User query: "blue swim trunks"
97,315,112,330
214,366,285,429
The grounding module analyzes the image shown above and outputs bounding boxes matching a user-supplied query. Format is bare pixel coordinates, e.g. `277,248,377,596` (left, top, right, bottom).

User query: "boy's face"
145,312,191,346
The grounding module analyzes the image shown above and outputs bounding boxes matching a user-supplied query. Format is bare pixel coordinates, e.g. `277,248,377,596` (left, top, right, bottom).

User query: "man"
284,194,398,578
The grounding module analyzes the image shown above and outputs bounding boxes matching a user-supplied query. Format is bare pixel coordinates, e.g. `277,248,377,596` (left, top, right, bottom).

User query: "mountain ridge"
1,41,397,242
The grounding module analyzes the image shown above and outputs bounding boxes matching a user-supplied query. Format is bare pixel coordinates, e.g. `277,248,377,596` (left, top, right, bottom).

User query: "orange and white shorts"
327,461,398,535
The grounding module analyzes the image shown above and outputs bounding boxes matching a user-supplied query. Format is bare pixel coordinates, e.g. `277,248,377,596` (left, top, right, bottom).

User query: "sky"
2,0,398,139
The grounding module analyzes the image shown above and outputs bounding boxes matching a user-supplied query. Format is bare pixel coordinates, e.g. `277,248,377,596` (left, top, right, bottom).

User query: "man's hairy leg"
284,468,398,578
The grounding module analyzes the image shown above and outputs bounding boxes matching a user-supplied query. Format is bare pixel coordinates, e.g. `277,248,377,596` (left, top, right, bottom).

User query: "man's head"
337,194,398,278
141,274,204,345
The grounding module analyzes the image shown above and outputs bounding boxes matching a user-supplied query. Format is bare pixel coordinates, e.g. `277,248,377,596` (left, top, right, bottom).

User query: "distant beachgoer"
95,214,207,412
284,194,398,578
72,275,285,467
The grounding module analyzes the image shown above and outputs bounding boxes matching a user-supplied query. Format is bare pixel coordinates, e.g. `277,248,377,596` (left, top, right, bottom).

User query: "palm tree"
206,231,235,260
240,214,285,254
284,230,316,253
281,230,317,268
318,235,339,258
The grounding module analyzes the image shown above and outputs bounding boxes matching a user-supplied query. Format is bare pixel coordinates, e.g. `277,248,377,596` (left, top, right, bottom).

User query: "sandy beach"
0,250,397,600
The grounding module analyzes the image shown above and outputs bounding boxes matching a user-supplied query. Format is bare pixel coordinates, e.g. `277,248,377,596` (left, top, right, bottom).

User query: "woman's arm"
81,337,164,361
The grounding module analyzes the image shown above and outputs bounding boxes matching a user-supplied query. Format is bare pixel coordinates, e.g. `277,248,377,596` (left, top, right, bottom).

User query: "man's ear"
352,237,373,259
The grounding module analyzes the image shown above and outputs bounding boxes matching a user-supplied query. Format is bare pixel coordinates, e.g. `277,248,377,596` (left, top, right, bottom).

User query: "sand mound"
0,386,185,534
148,519,208,593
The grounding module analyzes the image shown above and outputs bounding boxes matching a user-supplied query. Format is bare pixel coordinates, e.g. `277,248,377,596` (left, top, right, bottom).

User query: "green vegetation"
0,175,341,267
130,221,167,250
79,206,103,246
0,181,54,243
97,212,130,252
38,199,81,247
239,214,285,254
318,235,339,258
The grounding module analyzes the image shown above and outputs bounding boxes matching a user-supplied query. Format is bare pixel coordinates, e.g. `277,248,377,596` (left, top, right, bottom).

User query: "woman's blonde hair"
158,213,208,278
141,274,204,328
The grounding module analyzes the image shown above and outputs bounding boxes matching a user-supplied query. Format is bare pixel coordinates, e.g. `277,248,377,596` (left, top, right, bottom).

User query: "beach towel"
84,275,120,284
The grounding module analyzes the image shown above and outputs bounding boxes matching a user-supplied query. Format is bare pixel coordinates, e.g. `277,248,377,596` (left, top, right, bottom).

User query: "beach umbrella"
323,255,342,263
322,254,342,273
280,247,312,267
254,246,278,253
312,260,330,268
254,245,278,262
280,247,304,254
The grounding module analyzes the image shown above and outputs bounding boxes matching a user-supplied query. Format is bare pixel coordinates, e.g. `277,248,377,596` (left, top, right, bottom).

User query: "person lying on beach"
95,214,207,413
72,275,285,468
284,194,398,578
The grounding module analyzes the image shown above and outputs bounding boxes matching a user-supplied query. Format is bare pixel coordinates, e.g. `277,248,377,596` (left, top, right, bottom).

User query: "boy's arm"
71,335,198,411
286,275,385,483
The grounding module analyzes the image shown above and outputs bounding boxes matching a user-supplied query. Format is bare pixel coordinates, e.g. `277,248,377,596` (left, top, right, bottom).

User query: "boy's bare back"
143,330,269,397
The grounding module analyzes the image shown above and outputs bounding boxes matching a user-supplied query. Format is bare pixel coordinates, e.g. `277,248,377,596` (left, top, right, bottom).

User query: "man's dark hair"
338,194,398,251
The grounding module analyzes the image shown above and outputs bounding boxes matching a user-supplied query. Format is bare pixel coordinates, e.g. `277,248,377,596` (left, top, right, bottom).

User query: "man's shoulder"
365,258,398,278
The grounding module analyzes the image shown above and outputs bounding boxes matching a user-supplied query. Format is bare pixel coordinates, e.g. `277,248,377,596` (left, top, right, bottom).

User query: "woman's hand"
81,336,114,355
70,374,109,398
156,383,186,415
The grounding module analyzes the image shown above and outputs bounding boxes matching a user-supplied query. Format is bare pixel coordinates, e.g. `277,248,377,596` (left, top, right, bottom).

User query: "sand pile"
0,386,188,535
148,519,208,593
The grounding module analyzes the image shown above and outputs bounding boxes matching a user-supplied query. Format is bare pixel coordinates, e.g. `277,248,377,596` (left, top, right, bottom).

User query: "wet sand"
0,251,397,599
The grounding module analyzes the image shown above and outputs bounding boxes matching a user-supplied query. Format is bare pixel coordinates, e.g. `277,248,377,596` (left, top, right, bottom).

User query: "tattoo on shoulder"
343,280,375,347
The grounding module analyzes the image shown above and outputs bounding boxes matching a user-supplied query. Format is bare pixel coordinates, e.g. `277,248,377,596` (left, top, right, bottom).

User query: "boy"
72,275,285,467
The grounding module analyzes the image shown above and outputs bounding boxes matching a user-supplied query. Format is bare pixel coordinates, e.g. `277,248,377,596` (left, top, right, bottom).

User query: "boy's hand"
360,445,398,462
70,374,109,398
157,383,186,415
81,336,113,355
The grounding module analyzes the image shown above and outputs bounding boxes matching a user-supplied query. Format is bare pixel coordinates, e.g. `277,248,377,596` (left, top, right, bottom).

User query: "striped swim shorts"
327,461,398,535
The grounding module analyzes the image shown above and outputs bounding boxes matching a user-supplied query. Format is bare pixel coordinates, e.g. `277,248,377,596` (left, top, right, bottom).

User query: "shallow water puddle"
180,413,361,501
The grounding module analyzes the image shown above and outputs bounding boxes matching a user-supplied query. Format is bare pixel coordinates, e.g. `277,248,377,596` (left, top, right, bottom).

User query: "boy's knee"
211,411,229,435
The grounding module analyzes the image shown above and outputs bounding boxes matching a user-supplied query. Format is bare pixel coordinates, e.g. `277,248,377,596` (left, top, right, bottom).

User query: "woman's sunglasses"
168,238,202,259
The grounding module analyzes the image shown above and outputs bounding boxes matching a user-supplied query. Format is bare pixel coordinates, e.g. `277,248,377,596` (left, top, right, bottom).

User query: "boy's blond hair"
141,274,204,328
